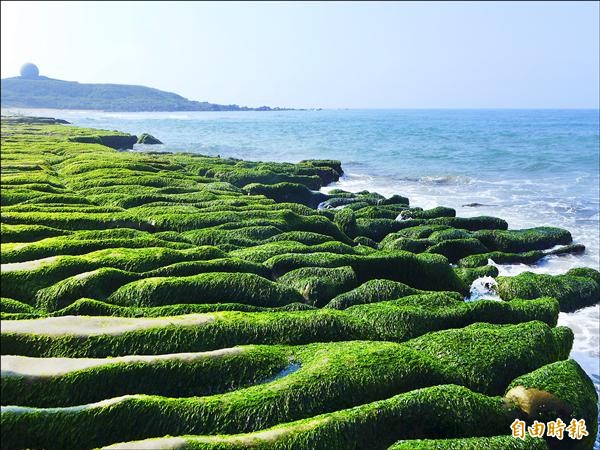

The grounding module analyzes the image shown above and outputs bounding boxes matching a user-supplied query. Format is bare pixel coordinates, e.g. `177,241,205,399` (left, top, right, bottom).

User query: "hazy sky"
2,1,599,108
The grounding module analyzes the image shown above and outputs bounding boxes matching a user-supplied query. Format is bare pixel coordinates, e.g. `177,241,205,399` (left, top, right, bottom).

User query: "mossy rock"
0,297,38,314
265,251,467,294
278,266,358,306
380,225,451,243
425,238,489,263
3,323,572,449
380,237,433,253
136,133,163,145
353,235,378,248
566,267,600,285
458,250,544,268
35,267,139,311
454,265,499,287
326,279,424,309
333,207,357,237
430,216,508,231
397,206,456,220
1,117,597,450
497,270,600,312
0,224,71,243
2,384,521,450
242,182,328,208
428,227,472,242
475,227,572,253
1,298,559,358
403,321,573,395
69,134,138,150
505,359,598,450
107,272,305,308
381,194,409,206
389,436,549,449
264,231,333,246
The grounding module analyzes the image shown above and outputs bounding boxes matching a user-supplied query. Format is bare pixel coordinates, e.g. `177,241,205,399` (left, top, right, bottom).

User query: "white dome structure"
20,63,39,78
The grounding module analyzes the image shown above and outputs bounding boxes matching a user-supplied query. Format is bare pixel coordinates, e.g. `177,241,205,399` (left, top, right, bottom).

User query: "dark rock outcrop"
68,134,138,150
1,116,69,125
137,133,163,145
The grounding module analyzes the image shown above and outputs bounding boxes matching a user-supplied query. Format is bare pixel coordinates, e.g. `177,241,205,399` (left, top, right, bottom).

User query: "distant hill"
1,75,289,112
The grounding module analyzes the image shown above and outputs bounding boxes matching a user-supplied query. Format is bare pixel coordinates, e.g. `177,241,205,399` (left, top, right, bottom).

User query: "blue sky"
1,1,598,108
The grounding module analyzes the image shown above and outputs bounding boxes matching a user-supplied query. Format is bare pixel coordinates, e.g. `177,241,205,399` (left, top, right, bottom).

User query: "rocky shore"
1,117,598,449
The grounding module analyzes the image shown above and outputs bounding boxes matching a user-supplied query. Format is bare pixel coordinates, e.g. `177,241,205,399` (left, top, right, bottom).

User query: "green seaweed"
1,117,597,450
497,270,600,312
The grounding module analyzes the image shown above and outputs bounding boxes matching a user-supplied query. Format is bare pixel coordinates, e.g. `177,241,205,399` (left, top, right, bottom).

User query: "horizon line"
1,106,599,112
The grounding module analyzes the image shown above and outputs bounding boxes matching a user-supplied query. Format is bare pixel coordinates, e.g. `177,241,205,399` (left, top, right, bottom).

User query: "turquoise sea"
7,108,600,443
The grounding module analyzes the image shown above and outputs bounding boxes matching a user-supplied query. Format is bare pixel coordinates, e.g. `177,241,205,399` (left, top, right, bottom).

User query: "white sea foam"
557,305,600,392
467,276,500,302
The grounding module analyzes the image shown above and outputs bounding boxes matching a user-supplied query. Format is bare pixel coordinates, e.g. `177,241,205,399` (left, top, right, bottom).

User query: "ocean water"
6,108,600,441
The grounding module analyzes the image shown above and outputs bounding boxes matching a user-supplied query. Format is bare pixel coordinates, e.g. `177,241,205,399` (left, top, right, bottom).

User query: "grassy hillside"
0,76,287,112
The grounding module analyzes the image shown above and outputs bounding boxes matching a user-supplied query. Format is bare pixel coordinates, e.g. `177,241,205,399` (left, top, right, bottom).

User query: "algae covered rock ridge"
0,117,598,450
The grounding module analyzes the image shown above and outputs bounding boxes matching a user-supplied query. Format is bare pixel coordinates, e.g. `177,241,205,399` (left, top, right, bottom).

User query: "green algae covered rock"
333,207,357,237
265,250,468,294
0,246,227,303
397,206,456,220
404,321,573,395
2,322,572,449
475,226,572,253
497,270,600,312
505,359,598,450
326,279,425,309
229,240,356,264
2,345,292,408
389,436,549,450
265,231,333,245
1,118,598,450
380,236,433,253
35,267,139,311
458,250,545,268
353,235,378,248
430,216,508,231
69,133,138,150
0,297,37,314
242,182,328,208
0,224,71,243
47,298,315,318
567,267,600,285
454,264,499,287
1,298,560,358
425,237,489,262
277,266,358,306
355,217,405,241
136,133,163,145
107,272,305,308
1,384,520,450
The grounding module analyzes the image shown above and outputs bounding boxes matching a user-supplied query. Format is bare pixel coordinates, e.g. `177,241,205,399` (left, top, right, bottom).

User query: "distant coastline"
1,72,296,112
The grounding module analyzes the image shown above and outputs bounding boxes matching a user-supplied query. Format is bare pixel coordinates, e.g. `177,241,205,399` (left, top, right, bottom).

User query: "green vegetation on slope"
0,77,291,111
